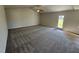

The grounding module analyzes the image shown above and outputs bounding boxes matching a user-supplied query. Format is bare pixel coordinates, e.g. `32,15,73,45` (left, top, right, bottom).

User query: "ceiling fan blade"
31,5,45,13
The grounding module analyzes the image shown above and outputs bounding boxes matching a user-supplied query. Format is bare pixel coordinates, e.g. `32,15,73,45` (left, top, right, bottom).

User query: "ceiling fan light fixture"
37,9,40,12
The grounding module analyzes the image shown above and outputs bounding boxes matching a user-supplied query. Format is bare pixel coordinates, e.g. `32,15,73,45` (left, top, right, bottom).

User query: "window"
58,15,64,28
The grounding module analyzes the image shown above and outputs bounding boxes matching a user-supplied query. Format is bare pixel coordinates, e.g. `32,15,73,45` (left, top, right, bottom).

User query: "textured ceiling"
5,5,79,12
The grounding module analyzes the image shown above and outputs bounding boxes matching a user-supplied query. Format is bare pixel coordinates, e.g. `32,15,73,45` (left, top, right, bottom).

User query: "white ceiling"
4,5,79,12
5,5,34,8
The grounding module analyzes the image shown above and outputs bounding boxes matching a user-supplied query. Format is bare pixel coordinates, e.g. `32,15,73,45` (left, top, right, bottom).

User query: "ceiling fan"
31,5,45,13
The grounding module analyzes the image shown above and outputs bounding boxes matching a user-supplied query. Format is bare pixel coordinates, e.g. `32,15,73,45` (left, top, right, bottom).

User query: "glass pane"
58,16,64,28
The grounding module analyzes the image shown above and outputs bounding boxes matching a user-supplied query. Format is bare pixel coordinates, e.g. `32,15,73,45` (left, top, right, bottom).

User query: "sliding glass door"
57,15,64,28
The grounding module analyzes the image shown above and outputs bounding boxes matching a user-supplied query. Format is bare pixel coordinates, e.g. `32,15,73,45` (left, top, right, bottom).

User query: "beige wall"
40,13,58,27
40,10,79,33
5,8,39,29
0,6,8,52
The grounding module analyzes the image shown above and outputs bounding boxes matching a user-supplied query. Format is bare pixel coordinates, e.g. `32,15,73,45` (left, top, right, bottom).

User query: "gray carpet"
6,25,79,53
